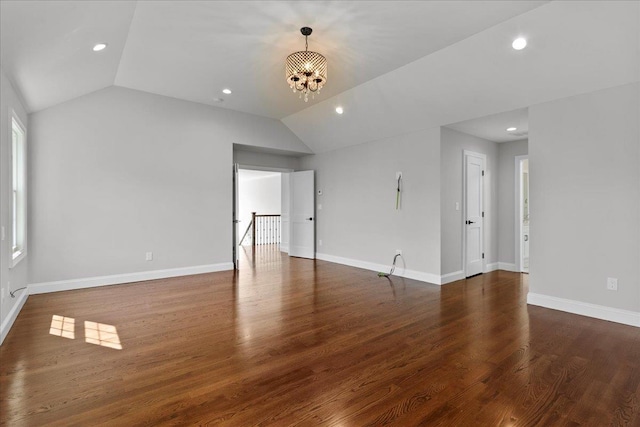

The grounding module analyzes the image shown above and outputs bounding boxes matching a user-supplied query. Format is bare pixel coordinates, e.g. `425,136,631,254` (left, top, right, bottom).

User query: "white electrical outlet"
396,249,402,255
318,204,322,210
146,252,153,261
319,239,323,246
606,277,618,291
455,202,460,211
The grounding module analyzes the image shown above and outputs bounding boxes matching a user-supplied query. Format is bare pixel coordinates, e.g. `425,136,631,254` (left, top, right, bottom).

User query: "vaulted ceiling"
1,1,638,153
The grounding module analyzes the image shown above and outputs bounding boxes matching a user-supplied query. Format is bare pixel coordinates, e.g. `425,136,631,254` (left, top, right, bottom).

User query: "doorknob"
466,220,476,225
307,217,314,221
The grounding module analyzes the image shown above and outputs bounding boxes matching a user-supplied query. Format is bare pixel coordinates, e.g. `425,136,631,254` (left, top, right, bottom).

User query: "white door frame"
515,155,529,272
462,150,486,277
233,164,293,266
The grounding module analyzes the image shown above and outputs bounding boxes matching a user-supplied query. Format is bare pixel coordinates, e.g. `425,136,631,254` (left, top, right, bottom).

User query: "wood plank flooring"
1,245,639,426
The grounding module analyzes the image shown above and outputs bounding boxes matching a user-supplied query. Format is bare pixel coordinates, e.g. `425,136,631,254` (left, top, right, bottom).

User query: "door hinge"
482,211,484,218
482,253,485,259
482,170,485,176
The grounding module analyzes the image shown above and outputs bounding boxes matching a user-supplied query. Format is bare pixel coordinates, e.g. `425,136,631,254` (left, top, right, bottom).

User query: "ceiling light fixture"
335,107,344,114
512,37,527,50
222,89,232,94
92,43,107,52
286,27,327,103
507,127,517,131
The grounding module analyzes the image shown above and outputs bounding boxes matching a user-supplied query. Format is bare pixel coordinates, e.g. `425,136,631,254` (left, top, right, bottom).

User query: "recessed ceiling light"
335,106,344,114
222,89,232,94
507,127,517,132
92,43,107,52
512,38,527,50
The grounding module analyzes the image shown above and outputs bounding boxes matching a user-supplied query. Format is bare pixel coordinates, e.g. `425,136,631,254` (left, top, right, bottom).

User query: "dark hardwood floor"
1,245,639,426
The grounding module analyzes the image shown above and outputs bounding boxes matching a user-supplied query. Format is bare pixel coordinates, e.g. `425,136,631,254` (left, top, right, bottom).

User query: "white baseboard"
316,253,441,285
484,263,499,273
29,262,234,295
527,292,640,328
441,270,465,285
498,262,518,272
1,288,29,345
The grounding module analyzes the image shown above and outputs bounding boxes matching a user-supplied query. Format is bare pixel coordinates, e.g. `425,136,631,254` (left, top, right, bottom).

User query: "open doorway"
236,168,283,268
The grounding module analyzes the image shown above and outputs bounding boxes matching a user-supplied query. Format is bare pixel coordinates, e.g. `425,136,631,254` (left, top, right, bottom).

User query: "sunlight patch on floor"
49,315,75,339
48,315,122,349
84,321,122,350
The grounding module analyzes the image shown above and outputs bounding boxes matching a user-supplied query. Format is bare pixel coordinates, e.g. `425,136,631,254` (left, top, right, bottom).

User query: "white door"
464,152,484,277
521,160,530,272
232,163,239,269
289,170,315,259
280,173,290,253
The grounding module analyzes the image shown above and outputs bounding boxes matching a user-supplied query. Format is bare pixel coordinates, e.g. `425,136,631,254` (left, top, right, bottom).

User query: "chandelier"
286,27,327,102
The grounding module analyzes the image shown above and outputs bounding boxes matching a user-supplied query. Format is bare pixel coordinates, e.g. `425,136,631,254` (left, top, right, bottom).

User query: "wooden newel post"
251,212,256,247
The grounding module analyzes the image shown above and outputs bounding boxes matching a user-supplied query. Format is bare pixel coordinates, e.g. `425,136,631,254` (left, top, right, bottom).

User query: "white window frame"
11,112,27,267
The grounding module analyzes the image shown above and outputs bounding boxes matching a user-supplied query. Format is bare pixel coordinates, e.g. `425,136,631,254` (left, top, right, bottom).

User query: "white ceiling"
1,0,547,117
238,169,280,183
0,1,136,113
1,1,638,154
446,108,529,143
283,1,640,152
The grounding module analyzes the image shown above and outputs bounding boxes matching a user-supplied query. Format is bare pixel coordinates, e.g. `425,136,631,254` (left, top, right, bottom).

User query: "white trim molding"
484,263,499,273
441,270,465,285
498,262,518,272
29,263,234,295
528,292,640,328
316,253,441,285
1,288,29,345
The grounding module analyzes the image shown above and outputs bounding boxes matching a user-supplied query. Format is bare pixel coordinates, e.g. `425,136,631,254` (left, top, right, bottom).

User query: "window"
11,114,26,265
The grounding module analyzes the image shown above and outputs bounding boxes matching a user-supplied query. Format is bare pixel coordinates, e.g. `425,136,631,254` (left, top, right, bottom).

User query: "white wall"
0,68,29,344
528,82,639,321
440,127,498,276
238,172,281,244
28,86,308,286
497,139,528,267
300,128,441,283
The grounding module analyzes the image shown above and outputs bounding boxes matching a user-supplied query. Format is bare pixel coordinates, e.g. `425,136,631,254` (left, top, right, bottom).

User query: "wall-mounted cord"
378,253,404,277
10,286,27,298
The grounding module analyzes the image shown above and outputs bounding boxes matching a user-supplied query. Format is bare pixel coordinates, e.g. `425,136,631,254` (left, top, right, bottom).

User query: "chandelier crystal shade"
286,27,327,102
